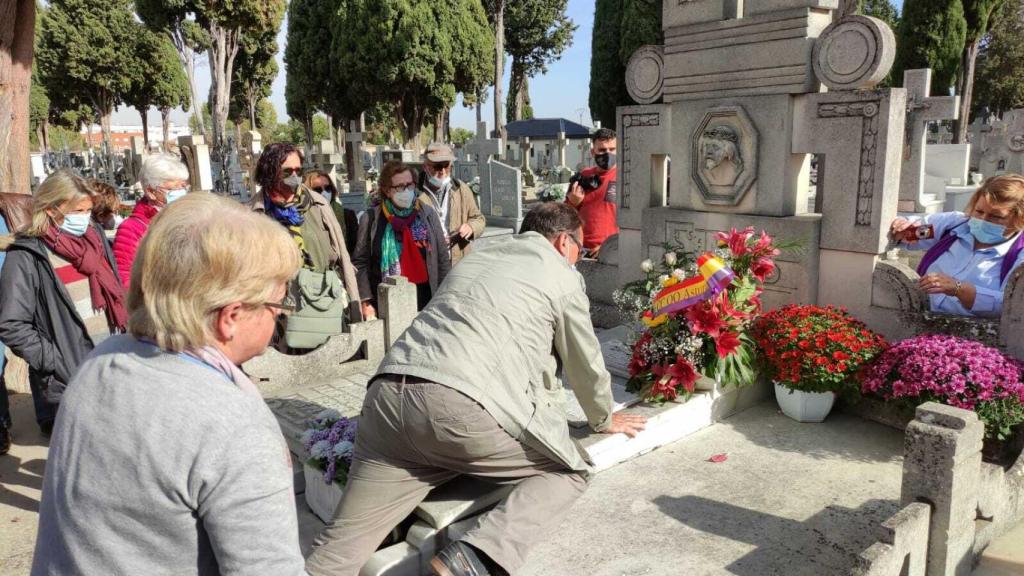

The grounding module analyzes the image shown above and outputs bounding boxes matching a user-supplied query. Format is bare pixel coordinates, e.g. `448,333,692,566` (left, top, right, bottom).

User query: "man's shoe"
429,541,492,576
0,426,11,455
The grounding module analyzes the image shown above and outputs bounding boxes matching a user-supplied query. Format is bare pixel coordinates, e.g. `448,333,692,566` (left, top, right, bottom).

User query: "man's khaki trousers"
305,376,587,575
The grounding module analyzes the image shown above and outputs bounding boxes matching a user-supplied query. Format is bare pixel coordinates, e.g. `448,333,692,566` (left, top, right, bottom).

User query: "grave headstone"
177,134,214,192
977,109,1024,177
240,130,262,194
897,69,959,213
481,161,523,231
345,116,367,195
312,139,344,187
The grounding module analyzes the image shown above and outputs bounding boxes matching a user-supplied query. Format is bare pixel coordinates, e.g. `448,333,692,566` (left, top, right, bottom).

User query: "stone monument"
615,5,907,333
177,134,214,192
897,68,959,213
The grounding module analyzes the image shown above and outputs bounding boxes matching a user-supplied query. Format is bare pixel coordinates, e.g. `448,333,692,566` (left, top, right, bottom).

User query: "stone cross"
345,115,366,191
898,69,959,213
466,121,502,163
177,134,214,192
518,137,536,187
313,139,344,187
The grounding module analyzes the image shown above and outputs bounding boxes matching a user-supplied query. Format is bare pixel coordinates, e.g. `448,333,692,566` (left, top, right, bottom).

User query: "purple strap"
916,219,1024,283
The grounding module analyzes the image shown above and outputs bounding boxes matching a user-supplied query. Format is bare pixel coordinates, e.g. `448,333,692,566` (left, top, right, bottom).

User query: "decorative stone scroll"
625,45,665,105
813,15,896,91
690,105,758,206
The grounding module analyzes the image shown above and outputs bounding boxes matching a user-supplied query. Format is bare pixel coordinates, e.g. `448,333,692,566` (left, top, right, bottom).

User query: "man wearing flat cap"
417,142,486,265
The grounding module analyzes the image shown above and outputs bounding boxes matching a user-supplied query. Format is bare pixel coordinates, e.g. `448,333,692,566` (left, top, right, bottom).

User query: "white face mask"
165,188,188,204
59,213,91,237
392,186,416,209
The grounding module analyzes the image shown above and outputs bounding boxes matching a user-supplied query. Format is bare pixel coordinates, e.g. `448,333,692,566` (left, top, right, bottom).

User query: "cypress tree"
892,0,967,95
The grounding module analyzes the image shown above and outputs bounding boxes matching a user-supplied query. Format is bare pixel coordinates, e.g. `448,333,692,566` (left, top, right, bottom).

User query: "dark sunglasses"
280,167,301,177
430,162,451,171
312,186,336,194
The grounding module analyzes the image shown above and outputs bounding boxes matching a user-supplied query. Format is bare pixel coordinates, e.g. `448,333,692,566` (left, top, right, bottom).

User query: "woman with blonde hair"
32,192,307,575
890,173,1024,317
304,168,359,257
0,169,124,435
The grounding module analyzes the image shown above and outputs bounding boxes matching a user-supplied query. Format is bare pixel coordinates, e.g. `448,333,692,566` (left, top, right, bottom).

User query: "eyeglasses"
280,167,301,178
430,162,451,171
567,233,583,251
312,186,335,195
263,292,297,316
388,182,414,191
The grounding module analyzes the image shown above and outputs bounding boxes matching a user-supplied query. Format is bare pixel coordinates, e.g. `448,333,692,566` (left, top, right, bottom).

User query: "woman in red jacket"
112,153,190,287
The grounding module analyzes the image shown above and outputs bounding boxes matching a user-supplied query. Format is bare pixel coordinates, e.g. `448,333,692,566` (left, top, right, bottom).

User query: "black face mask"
595,152,617,171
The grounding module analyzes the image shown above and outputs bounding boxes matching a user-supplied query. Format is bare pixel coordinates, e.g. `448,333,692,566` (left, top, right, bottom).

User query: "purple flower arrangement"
862,335,1024,439
300,409,358,485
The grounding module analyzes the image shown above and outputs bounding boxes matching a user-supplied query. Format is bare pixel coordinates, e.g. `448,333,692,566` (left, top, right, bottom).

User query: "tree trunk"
141,106,150,145
508,57,528,122
207,23,241,154
493,0,505,141
304,112,314,152
0,0,36,194
248,90,257,130
444,109,451,143
169,33,206,138
161,107,171,147
433,110,445,142
954,39,981,144
85,121,94,151
99,105,113,155
40,117,49,152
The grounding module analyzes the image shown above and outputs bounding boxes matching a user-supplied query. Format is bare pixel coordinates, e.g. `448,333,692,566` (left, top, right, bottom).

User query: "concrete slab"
973,520,1024,576
519,402,907,576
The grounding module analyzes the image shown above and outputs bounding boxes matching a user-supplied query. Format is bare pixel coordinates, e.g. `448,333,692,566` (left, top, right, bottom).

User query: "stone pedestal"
901,402,984,576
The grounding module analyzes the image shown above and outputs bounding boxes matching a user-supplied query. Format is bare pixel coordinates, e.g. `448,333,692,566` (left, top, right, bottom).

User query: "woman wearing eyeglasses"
353,160,451,317
0,169,125,435
32,192,308,575
248,143,362,350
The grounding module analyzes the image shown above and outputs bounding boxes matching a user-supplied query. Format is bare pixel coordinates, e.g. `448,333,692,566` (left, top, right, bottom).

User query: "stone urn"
773,382,835,423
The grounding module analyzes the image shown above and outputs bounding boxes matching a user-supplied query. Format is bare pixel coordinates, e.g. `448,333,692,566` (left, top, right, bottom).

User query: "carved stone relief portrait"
690,105,758,206
699,125,744,187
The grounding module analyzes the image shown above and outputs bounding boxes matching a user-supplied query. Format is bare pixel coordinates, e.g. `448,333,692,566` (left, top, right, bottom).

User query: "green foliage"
124,29,191,122
974,0,1024,115
36,0,140,136
450,127,474,146
963,0,1007,43
285,0,339,123
893,0,967,95
500,0,576,121
231,29,279,124
330,0,494,145
857,0,900,31
589,0,659,129
29,68,50,134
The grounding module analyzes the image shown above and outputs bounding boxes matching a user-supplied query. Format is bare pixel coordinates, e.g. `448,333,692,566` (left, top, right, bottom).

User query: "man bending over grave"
305,202,646,576
566,127,619,258
417,142,487,265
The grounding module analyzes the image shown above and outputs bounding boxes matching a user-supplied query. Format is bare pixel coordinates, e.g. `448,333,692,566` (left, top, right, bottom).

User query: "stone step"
972,520,1024,576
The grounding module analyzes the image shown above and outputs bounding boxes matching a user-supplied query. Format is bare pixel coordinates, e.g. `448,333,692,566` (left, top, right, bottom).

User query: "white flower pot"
773,382,835,423
303,462,345,523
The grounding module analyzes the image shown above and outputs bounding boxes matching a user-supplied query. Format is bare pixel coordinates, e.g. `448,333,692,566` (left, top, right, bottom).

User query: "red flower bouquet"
751,305,888,394
614,227,783,402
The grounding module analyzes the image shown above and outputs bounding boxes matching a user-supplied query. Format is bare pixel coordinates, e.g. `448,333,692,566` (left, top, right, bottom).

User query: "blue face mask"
428,175,450,190
60,213,91,237
165,188,188,204
969,217,1008,244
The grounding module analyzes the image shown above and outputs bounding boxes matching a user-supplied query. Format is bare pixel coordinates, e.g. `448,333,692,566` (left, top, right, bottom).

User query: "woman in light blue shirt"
890,174,1024,318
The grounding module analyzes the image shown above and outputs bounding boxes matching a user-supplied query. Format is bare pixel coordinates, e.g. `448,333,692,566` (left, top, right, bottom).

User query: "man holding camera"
566,127,618,258
418,142,487,265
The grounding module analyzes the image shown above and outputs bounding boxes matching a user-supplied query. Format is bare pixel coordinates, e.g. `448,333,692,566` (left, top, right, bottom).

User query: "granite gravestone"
897,69,959,214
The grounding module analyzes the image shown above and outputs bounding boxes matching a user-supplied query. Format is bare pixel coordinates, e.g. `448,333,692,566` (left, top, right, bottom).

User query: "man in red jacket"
566,127,618,257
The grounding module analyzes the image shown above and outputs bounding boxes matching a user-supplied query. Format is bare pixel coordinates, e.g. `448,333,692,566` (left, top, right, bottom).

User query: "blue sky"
113,0,903,131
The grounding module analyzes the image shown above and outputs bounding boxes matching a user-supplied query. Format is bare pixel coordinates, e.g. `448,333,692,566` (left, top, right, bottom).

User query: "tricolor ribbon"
652,253,735,317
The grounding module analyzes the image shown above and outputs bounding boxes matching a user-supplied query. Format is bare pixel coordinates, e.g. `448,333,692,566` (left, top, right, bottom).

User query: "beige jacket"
417,177,486,265
376,232,613,472
247,187,363,322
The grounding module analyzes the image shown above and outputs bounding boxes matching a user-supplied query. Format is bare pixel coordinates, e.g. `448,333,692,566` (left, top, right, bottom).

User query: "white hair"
139,152,190,190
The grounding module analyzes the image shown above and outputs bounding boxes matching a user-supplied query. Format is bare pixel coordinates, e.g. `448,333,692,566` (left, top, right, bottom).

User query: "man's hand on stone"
361,301,377,320
604,412,647,438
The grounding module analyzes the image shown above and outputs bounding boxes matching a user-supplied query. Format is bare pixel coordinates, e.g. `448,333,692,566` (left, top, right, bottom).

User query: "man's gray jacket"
376,232,614,472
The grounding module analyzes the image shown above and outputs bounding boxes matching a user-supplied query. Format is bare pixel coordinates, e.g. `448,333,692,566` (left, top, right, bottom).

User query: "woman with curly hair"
248,143,362,348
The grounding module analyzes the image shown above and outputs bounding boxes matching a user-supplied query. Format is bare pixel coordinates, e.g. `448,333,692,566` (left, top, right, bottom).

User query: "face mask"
392,187,416,209
282,174,302,192
428,175,451,190
594,152,617,171
969,217,1008,244
165,188,188,204
59,213,90,237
